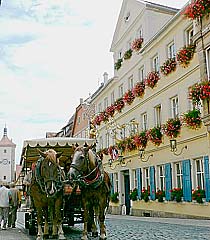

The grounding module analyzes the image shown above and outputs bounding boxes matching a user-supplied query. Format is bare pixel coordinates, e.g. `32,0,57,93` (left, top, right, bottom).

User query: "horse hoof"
81,236,88,240
36,236,42,240
92,232,98,237
58,235,66,240
43,234,49,239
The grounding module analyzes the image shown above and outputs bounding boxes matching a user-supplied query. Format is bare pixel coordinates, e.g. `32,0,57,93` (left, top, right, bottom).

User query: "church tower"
0,126,16,184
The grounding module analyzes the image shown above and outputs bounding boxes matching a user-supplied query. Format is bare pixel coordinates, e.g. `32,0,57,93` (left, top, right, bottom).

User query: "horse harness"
70,150,104,189
34,157,63,198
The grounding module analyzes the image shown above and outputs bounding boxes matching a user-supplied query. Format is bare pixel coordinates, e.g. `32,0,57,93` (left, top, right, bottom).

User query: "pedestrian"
0,184,12,230
23,162,36,209
8,182,21,228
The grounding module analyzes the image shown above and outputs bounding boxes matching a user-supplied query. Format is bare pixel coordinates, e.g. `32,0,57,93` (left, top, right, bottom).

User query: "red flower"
176,45,196,67
162,118,181,138
145,71,160,89
160,58,177,76
132,82,145,97
131,37,144,52
114,98,125,112
123,90,135,105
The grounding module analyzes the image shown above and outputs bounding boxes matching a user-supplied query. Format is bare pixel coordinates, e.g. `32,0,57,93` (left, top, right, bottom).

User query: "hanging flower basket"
116,139,126,153
99,111,109,123
92,114,102,126
125,136,136,151
183,0,210,20
131,37,144,52
145,71,160,89
189,81,210,106
114,58,123,70
123,49,133,60
132,131,148,149
160,58,177,76
147,127,163,146
132,82,145,98
123,90,135,105
176,45,196,67
162,118,181,138
114,98,125,112
105,104,115,117
181,109,202,129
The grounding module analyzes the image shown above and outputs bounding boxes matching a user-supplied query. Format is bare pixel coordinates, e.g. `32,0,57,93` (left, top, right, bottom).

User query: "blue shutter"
150,166,156,200
136,168,142,199
165,163,172,201
182,159,192,201
109,173,114,195
204,156,210,202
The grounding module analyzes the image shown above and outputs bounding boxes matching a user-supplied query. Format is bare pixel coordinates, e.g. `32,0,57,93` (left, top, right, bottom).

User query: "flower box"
189,81,210,106
131,37,144,52
160,58,177,76
162,118,181,138
170,188,183,202
114,58,123,70
123,90,135,105
114,97,125,112
192,187,206,203
132,82,145,98
123,49,133,60
105,104,115,117
145,71,160,89
182,109,202,129
176,45,196,67
147,127,163,146
183,0,210,20
132,131,148,149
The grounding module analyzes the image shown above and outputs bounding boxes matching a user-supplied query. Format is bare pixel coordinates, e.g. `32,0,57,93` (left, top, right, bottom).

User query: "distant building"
0,126,16,185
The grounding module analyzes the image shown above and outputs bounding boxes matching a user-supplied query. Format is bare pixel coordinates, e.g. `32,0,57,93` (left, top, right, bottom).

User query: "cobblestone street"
1,211,209,240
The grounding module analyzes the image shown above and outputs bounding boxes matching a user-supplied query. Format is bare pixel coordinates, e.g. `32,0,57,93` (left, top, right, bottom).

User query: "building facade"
0,126,16,184
90,0,210,219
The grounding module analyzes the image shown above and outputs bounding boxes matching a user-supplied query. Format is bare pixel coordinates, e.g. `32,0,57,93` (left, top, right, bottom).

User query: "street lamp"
139,148,153,162
108,154,131,170
170,139,187,156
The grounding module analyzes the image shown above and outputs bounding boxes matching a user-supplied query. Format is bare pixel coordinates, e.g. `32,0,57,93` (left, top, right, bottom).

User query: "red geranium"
132,82,145,97
145,71,160,89
131,37,144,52
160,58,177,76
176,45,196,67
123,90,135,105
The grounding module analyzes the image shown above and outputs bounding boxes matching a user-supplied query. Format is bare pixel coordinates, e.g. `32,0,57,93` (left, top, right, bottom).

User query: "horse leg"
54,197,66,240
43,207,49,239
36,210,43,240
88,204,98,237
98,200,107,240
81,203,88,240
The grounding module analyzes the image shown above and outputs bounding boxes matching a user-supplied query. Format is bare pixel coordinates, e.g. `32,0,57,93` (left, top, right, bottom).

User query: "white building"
0,126,16,184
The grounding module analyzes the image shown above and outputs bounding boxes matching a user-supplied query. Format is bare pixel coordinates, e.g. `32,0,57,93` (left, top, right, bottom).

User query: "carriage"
19,137,96,236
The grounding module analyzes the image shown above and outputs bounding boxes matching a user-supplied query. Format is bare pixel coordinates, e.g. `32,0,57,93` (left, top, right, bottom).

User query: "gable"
111,0,146,52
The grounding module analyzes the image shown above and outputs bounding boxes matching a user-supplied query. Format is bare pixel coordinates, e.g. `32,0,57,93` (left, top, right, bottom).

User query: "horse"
68,145,111,240
30,149,66,240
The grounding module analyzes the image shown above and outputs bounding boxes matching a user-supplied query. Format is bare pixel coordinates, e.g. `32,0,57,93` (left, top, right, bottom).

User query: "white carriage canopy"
20,137,96,169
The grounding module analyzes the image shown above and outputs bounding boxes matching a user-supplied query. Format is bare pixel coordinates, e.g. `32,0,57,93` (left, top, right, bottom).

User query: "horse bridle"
36,157,63,197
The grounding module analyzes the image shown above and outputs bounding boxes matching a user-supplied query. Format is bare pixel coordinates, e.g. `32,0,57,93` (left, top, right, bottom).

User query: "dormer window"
124,12,130,22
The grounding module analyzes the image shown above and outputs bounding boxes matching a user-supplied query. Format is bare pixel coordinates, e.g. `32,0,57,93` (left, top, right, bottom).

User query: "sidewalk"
0,227,32,240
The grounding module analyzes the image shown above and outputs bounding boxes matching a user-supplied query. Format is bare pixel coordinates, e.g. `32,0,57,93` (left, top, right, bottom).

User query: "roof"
0,135,16,147
20,137,96,168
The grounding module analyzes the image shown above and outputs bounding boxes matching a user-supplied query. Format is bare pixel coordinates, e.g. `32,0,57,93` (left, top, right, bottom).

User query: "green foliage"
155,189,165,202
141,187,150,202
110,192,119,203
192,187,205,203
170,188,183,202
129,188,138,201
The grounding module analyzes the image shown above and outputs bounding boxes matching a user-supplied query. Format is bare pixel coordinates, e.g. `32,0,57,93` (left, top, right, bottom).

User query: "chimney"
103,72,108,84
80,98,83,104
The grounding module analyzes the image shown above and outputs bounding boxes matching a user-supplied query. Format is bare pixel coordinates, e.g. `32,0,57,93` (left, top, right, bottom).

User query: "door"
124,170,130,215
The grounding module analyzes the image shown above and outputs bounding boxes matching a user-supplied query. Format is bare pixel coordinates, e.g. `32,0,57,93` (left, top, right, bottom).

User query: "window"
120,127,126,140
194,158,204,189
111,91,115,104
168,42,176,58
154,105,161,127
152,55,159,72
137,27,143,38
207,47,210,80
99,136,103,149
82,113,86,121
124,11,130,22
118,50,122,59
118,84,124,98
98,103,102,113
133,170,137,189
186,26,194,45
171,96,179,118
4,149,6,153
158,165,165,191
174,162,182,188
77,116,81,125
138,66,145,82
141,112,147,131
104,97,108,110
130,119,138,135
128,75,134,90
114,173,119,193
143,168,150,189
105,133,109,148
3,176,6,180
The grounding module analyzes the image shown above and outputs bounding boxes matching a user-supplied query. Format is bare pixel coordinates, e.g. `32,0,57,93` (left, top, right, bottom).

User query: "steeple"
4,124,7,137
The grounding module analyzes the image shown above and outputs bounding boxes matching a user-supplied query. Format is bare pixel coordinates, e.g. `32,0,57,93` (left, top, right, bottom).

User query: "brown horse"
30,149,66,240
68,146,111,240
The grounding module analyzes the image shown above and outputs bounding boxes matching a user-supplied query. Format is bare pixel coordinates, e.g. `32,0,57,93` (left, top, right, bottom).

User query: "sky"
0,0,188,164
